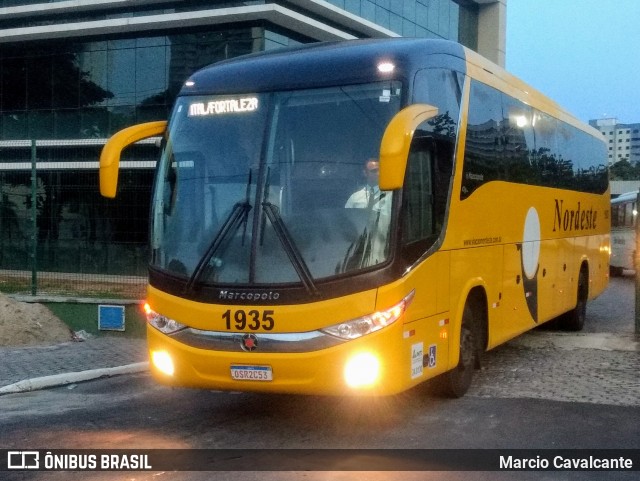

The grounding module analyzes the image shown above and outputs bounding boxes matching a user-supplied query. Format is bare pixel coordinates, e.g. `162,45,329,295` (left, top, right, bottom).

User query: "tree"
610,159,640,180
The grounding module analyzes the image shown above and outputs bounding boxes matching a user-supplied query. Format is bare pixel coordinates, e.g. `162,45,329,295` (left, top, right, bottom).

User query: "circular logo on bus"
522,207,541,280
240,334,258,352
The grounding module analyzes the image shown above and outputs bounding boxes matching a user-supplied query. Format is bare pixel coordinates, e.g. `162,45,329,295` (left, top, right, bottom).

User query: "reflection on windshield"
150,82,402,287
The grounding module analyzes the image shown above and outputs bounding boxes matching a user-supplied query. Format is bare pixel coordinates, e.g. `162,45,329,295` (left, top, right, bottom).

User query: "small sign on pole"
98,305,126,331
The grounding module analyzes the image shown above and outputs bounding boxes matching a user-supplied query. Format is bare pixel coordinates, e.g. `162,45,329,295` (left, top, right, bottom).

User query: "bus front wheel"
435,303,478,398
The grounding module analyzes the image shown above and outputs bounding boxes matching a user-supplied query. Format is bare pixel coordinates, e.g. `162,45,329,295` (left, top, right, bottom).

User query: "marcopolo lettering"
219,290,280,301
553,199,597,232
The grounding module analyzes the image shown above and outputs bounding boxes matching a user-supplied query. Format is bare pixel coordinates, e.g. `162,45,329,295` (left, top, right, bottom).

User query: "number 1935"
223,309,275,331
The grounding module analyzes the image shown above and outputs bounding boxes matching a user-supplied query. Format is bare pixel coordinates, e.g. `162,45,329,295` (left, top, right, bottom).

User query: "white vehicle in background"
610,191,638,276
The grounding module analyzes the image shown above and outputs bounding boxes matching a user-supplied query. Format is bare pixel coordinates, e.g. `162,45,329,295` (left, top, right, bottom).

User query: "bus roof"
181,38,466,95
180,38,600,139
461,46,601,138
612,191,639,204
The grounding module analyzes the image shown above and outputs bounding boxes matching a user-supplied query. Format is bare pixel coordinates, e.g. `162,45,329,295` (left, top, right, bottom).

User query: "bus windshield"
150,81,402,287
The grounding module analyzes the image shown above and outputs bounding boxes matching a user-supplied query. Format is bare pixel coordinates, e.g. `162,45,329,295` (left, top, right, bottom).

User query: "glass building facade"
0,1,483,142
0,28,266,140
0,0,500,296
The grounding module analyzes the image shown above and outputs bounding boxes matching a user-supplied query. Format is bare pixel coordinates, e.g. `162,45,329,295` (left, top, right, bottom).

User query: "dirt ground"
0,293,73,346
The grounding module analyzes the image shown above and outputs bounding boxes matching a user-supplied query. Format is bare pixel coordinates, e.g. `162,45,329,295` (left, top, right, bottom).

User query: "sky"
506,0,640,124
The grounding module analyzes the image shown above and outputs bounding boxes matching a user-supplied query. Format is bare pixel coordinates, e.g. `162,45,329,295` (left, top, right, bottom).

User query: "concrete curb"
0,362,149,395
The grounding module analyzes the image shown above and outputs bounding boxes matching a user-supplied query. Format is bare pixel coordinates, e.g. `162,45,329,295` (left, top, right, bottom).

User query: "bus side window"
617,202,625,227
402,122,453,264
611,204,618,228
625,202,634,227
403,144,434,245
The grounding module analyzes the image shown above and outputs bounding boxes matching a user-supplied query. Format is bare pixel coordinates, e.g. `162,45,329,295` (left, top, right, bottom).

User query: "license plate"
230,365,273,382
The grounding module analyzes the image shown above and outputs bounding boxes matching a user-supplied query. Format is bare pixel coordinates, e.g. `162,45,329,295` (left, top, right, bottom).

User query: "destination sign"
188,97,258,116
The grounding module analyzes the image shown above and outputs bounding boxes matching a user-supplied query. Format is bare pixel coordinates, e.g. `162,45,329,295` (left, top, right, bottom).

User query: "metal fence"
0,139,159,299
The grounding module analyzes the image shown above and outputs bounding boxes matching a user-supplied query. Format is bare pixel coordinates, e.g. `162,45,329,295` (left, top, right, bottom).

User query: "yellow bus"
100,39,609,397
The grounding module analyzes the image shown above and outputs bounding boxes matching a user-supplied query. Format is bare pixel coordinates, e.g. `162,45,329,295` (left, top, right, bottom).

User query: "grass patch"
45,302,147,338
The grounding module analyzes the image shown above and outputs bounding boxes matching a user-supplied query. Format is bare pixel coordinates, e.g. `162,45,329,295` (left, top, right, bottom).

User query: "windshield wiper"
262,201,318,296
184,201,252,294
185,169,253,294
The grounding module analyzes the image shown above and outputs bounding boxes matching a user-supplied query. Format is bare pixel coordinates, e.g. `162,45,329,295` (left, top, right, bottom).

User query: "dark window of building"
2,57,27,111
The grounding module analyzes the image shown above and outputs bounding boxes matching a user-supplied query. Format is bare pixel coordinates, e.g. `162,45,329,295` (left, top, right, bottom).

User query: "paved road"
584,274,635,334
1,371,638,481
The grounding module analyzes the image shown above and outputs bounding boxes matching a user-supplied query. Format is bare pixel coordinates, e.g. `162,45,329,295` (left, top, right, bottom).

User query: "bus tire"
558,268,588,331
435,302,478,398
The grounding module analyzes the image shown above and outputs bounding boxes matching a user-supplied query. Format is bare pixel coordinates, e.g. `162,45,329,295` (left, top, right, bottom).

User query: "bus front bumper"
146,323,408,396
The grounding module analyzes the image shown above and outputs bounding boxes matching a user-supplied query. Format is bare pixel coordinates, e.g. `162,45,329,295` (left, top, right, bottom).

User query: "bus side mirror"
379,104,439,190
100,121,167,198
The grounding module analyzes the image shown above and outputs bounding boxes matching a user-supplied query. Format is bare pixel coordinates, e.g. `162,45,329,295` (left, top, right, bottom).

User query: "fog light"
151,350,174,376
344,352,380,388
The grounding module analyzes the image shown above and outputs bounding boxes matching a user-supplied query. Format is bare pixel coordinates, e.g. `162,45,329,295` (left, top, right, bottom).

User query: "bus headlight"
321,290,414,340
144,303,186,334
344,352,380,388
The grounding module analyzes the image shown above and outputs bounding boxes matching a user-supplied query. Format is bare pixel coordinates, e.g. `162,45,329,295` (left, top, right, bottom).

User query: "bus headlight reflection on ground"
151,350,175,376
344,352,380,388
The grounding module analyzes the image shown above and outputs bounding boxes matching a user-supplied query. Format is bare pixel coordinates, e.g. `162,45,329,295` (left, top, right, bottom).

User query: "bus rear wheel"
435,303,478,398
558,268,588,331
